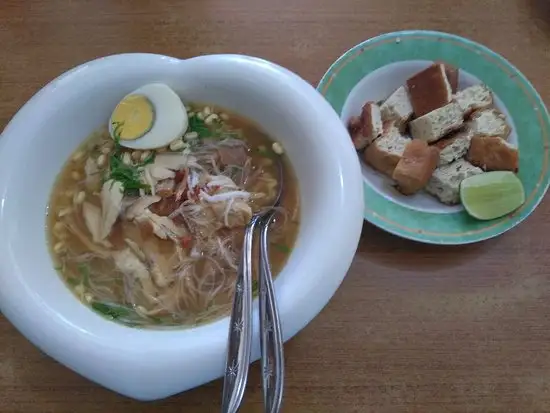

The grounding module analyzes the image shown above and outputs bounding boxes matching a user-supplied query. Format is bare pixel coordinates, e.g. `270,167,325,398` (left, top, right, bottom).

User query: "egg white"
109,83,188,150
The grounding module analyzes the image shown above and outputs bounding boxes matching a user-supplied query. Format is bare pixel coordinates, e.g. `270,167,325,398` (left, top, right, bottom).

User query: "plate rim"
317,30,550,245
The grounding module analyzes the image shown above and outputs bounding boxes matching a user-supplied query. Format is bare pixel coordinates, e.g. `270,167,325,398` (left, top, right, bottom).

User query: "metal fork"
220,213,285,413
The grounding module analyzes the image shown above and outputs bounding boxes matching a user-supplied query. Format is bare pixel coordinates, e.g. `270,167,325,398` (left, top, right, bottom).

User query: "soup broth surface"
47,104,300,328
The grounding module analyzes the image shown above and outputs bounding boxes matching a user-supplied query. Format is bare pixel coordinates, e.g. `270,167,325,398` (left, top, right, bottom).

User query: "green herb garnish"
91,301,171,327
111,121,124,148
272,243,291,254
188,116,215,139
257,146,276,159
66,277,80,287
252,279,259,294
77,263,91,286
107,152,151,194
91,301,135,320
187,115,240,141
155,316,181,325
106,122,156,195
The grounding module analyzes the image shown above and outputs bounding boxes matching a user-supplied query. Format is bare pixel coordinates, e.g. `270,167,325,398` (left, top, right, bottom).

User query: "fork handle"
221,216,260,413
259,213,285,413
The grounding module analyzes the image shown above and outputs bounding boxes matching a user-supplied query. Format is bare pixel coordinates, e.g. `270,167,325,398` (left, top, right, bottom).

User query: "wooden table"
1,0,550,411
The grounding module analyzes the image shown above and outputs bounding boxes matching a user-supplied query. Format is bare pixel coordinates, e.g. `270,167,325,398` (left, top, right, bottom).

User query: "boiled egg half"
109,83,188,150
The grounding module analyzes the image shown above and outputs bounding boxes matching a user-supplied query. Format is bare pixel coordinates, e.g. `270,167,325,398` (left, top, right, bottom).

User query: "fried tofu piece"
467,135,519,172
468,108,511,139
407,63,453,117
363,122,409,177
409,101,464,143
347,101,384,150
442,63,459,93
380,86,414,126
425,159,484,205
348,116,363,149
433,127,474,166
392,140,440,195
454,84,493,117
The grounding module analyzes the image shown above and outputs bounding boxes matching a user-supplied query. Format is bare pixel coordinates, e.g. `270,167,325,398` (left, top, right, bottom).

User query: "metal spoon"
258,210,284,413
221,158,284,413
221,214,261,413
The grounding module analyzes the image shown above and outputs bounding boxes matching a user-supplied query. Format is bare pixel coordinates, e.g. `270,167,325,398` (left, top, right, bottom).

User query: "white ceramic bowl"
0,54,363,400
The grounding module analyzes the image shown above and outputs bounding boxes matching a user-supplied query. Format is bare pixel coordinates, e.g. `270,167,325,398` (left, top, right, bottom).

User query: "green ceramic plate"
318,30,550,244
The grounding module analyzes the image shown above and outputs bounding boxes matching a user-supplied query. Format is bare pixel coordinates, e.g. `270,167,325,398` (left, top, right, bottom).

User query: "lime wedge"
460,171,525,220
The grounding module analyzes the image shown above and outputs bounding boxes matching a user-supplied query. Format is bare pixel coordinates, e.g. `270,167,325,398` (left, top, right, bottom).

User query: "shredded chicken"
141,167,156,196
156,179,175,197
174,169,188,201
187,169,200,190
148,165,176,180
200,190,251,203
146,249,174,288
82,202,102,243
84,157,101,190
135,211,187,240
207,175,238,189
153,153,191,171
100,180,124,239
113,249,149,280
112,249,157,302
64,215,110,257
210,200,252,228
124,238,147,261
125,195,162,220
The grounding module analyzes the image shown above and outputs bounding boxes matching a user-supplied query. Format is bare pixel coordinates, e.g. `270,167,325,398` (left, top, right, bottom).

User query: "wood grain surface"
1,0,550,411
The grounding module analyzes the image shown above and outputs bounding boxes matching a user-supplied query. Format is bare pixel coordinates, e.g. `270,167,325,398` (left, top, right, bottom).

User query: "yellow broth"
47,104,300,328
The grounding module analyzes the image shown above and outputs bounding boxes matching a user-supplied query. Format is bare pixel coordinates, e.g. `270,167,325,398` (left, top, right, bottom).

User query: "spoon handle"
221,216,259,413
259,213,284,413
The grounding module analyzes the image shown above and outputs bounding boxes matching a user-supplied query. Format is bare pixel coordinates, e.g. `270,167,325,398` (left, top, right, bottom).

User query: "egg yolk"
111,94,155,140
